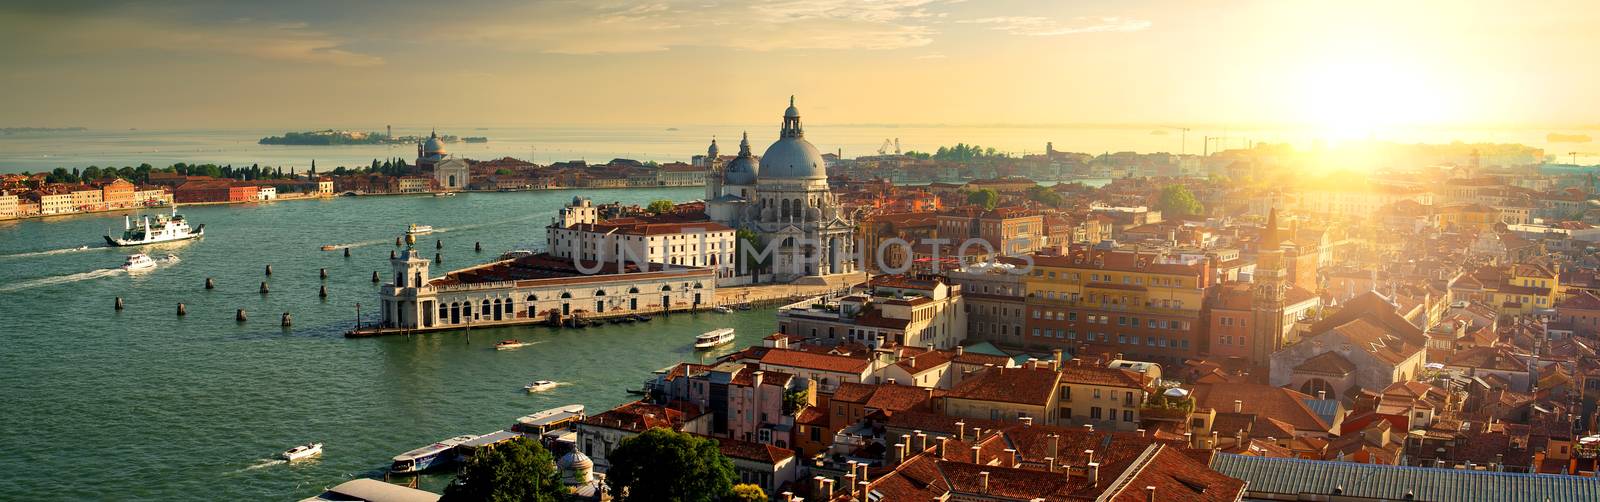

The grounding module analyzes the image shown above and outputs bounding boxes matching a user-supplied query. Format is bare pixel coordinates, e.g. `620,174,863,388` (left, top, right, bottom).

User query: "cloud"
960,16,1151,36
0,9,383,67
435,0,951,54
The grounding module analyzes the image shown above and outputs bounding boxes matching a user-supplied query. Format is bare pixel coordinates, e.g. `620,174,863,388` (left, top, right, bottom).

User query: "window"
1033,328,1041,337
1123,410,1134,422
1090,407,1102,419
1033,309,1041,319
1069,312,1078,321
1094,389,1102,399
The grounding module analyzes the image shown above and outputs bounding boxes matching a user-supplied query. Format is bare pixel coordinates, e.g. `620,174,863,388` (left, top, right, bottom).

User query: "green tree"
605,427,735,502
728,484,767,502
967,188,999,210
646,199,675,215
1156,184,1203,216
441,436,564,502
495,168,514,176
1026,185,1063,208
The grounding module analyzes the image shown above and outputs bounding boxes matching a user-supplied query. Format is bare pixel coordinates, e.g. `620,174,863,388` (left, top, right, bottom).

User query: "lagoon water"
0,188,791,500
3,124,1593,174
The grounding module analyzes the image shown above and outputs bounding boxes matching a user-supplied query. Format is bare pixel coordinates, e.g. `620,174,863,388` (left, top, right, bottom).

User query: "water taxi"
389,435,478,474
711,305,733,314
105,206,203,246
524,380,557,393
495,339,531,350
694,328,736,350
121,253,158,271
405,223,434,235
282,442,323,461
319,245,341,251
433,191,456,197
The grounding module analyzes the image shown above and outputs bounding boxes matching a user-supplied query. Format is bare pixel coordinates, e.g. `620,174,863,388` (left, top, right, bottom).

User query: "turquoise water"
0,188,779,500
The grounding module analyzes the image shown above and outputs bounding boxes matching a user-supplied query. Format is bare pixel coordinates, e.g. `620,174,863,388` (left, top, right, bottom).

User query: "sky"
1,0,1596,131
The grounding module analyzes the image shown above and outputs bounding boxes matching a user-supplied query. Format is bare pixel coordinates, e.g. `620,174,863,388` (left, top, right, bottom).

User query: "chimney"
1045,456,1056,472
1235,429,1244,446
971,445,982,463
1052,349,1064,370
890,442,905,465
938,437,950,458
957,421,967,441
783,492,794,502
858,482,869,498
914,431,928,452
1185,431,1195,447
1233,400,1243,413
1088,462,1101,487
1210,431,1220,450
1085,449,1095,465
1022,416,1034,427
859,462,870,483
811,476,826,497
1318,390,1327,400
957,345,965,356
1146,486,1157,502
1005,448,1019,467
1048,434,1060,460
1136,428,1146,437
887,377,896,385
979,471,990,493
1075,358,1082,366
843,473,857,496
1084,424,1094,431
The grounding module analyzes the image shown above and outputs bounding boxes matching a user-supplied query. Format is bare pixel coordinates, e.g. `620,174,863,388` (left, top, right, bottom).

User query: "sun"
1297,57,1448,141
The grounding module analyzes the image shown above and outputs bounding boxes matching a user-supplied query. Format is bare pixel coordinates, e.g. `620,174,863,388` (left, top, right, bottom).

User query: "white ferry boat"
105,207,203,246
524,380,557,393
405,223,434,235
282,442,323,461
694,328,736,350
389,435,478,474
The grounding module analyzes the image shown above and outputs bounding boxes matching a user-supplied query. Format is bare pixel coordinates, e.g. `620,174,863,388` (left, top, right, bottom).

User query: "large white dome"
759,138,826,180
758,96,826,180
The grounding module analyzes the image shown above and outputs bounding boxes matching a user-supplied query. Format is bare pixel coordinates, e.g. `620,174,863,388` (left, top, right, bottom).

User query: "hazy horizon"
4,0,1598,136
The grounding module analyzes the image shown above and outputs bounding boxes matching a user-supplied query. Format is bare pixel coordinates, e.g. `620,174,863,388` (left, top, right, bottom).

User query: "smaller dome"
784,95,799,118
707,137,720,158
423,130,446,155
558,450,593,471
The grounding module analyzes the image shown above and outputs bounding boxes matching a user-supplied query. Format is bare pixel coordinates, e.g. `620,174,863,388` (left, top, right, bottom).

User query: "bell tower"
391,248,430,290
1251,207,1287,368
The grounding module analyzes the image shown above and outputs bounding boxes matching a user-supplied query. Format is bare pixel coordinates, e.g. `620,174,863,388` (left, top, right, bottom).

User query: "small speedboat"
406,223,434,235
433,192,456,197
121,253,157,271
525,380,557,393
320,245,340,251
496,339,530,350
712,306,733,314
282,442,323,461
694,328,736,350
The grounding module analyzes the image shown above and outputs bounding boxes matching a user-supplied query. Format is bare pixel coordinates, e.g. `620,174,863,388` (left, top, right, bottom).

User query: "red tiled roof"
759,349,872,374
947,366,1059,407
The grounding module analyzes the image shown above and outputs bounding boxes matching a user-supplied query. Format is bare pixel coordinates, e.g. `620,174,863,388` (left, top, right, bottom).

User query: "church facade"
702,98,859,283
418,130,469,191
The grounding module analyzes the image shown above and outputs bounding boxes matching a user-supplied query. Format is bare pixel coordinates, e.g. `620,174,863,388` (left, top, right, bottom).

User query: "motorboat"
320,245,340,251
105,206,203,246
524,380,558,393
121,253,157,271
405,223,434,235
390,435,478,474
433,192,456,197
282,442,323,461
499,249,534,260
496,339,531,350
711,305,733,314
693,328,736,350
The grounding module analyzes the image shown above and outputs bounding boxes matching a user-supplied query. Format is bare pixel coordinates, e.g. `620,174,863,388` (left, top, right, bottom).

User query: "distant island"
2,126,87,135
1548,132,1593,144
259,129,482,146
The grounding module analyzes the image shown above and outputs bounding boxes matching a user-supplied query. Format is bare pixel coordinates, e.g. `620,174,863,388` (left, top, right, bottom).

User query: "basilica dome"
758,97,827,180
423,131,446,156
724,132,758,185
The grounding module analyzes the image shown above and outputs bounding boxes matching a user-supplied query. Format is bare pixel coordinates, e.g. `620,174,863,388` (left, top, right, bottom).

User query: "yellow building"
943,365,1060,424
1057,360,1152,432
1485,263,1559,317
1022,247,1209,363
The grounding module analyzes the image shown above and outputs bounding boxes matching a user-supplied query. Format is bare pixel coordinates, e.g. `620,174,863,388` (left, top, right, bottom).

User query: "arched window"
480,299,490,318
560,291,572,299
661,284,672,291
595,289,607,296
438,303,449,323
628,287,639,294
526,294,538,302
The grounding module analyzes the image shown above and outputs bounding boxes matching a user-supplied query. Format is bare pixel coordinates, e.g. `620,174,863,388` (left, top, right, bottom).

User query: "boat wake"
227,458,287,474
0,268,124,293
0,245,101,260
433,214,545,234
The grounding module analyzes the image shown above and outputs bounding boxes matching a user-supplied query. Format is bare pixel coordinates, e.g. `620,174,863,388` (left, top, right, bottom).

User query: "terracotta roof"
1191,383,1330,433
1058,364,1145,389
712,435,795,464
759,349,872,374
1294,351,1356,376
947,366,1060,407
